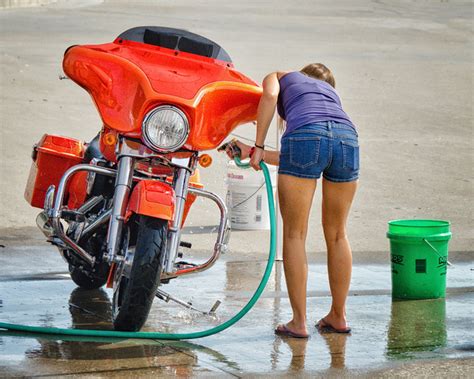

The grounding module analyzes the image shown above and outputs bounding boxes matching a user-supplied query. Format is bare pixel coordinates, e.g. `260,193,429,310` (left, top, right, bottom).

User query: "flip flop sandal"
274,324,309,339
316,318,351,334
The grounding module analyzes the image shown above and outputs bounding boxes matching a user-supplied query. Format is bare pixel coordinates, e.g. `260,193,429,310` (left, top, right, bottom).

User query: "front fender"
126,180,175,221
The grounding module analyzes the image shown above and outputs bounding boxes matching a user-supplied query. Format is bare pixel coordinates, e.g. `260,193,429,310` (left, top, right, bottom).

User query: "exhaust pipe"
36,211,95,265
36,211,54,239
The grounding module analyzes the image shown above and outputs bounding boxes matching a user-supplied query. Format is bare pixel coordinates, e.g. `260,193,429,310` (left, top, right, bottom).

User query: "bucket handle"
423,238,452,267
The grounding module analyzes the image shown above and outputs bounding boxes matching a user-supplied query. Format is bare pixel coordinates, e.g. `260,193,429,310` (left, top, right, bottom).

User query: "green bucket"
387,219,452,300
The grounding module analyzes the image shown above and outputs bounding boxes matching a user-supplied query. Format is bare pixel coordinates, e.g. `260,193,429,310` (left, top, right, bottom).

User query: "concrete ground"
0,237,473,377
0,0,473,377
0,0,473,254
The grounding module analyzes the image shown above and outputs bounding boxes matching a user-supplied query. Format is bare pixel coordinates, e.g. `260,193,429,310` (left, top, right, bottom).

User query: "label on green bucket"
391,254,404,265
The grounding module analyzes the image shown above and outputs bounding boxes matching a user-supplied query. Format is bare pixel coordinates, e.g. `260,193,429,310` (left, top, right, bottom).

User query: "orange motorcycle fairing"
63,41,262,153
125,180,175,222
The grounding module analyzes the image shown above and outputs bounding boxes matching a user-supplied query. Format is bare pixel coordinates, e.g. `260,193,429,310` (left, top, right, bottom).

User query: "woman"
226,63,359,338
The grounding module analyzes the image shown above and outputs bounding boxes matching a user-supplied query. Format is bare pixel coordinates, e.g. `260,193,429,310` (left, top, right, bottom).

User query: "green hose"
0,159,276,340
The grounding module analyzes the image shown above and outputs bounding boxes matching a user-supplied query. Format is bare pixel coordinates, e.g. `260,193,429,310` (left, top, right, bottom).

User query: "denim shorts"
278,121,360,182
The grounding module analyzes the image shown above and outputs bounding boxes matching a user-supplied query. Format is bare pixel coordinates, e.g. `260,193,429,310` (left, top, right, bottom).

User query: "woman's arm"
250,72,281,170
255,72,280,147
262,150,280,166
223,140,280,166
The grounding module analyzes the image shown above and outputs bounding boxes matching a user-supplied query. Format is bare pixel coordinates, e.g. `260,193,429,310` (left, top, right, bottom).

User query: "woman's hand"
224,140,252,160
250,147,264,171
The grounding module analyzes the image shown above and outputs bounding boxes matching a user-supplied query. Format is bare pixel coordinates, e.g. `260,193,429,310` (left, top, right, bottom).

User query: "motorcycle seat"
117,26,232,63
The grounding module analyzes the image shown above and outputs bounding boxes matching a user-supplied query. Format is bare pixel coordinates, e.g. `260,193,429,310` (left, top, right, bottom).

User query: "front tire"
112,215,167,331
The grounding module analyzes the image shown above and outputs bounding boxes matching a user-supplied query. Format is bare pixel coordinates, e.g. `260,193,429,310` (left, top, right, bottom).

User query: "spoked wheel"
112,215,168,331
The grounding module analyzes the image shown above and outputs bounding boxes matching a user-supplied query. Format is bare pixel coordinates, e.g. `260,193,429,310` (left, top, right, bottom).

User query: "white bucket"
225,160,277,230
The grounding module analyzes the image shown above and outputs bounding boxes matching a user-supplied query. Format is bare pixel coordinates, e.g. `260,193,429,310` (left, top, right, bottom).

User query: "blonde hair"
300,63,335,88
277,115,286,134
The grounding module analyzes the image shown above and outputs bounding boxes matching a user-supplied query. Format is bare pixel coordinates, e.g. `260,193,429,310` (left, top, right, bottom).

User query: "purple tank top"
277,72,356,136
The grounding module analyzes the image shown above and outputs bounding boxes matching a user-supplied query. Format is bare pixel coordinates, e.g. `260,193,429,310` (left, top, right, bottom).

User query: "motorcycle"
24,26,261,331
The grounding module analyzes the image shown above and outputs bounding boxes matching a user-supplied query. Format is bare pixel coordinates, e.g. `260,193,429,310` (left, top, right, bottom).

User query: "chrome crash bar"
44,164,117,265
40,164,230,276
162,187,231,279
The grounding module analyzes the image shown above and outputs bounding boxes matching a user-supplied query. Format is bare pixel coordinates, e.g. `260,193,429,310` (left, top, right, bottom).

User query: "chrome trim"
155,288,220,315
52,165,117,218
164,163,192,274
49,164,117,266
36,211,55,239
77,195,104,214
161,187,229,279
64,197,104,243
142,105,190,153
44,185,55,216
51,216,94,265
118,138,193,173
81,208,112,240
119,138,155,158
85,158,105,195
106,156,134,263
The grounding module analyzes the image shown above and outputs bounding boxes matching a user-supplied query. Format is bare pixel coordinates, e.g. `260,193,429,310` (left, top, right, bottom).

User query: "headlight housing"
142,105,189,152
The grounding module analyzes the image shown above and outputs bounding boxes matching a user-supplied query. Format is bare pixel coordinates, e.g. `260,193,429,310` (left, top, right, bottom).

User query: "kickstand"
156,288,221,316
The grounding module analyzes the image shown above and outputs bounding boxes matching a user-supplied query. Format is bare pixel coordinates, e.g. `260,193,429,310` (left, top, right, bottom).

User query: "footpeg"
61,209,86,223
175,261,197,270
208,300,221,315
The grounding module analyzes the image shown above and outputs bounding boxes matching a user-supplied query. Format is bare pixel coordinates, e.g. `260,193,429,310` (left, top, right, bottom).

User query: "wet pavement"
0,240,473,377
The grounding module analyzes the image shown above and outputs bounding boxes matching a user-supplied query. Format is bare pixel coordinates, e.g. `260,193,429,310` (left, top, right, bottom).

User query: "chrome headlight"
142,105,189,152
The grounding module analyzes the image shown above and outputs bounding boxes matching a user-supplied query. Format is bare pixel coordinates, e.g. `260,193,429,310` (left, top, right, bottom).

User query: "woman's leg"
321,178,358,330
278,173,317,335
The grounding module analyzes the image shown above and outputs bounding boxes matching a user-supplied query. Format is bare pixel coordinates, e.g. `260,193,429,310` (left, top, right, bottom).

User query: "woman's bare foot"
317,310,350,332
275,319,309,338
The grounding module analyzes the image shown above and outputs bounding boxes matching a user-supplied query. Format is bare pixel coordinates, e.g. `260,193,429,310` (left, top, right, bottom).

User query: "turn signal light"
199,154,212,167
103,132,117,146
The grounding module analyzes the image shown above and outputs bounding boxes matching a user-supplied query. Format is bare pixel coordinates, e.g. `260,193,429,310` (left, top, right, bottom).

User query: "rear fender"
126,180,175,221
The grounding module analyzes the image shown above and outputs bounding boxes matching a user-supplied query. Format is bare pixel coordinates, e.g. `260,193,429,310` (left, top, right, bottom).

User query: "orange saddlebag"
25,134,85,209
